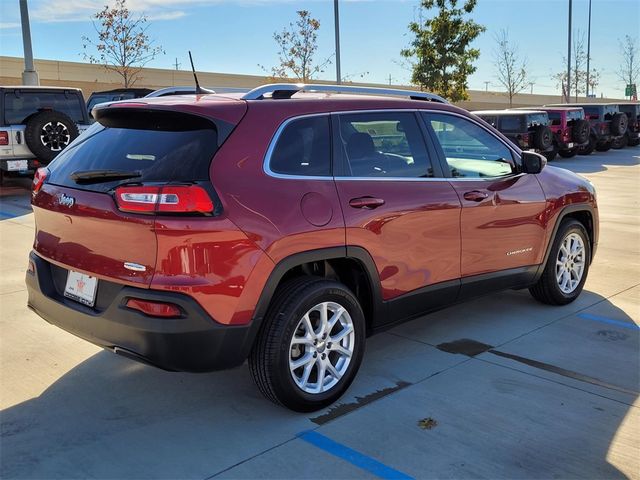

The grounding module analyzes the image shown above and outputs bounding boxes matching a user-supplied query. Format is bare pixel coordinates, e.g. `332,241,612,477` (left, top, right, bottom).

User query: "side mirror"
521,151,546,174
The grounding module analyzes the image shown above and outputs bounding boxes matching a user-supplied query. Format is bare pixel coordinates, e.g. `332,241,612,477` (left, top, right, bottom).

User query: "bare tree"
617,35,639,99
82,0,163,87
261,10,332,83
493,29,528,107
554,31,599,101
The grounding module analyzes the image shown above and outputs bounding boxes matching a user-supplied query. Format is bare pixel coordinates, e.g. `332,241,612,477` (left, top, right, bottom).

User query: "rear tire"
529,219,590,306
249,277,366,412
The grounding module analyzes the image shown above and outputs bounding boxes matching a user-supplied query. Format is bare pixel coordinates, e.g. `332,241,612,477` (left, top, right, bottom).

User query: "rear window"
618,105,639,118
526,114,548,127
499,116,524,132
4,91,85,125
583,106,600,119
567,110,584,121
547,112,562,126
47,109,219,193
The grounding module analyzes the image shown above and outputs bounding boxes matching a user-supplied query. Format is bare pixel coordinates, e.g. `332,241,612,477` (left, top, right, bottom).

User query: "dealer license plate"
64,270,98,307
7,160,28,171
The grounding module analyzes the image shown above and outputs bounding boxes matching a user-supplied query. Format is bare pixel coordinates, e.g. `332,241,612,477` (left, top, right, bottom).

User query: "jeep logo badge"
58,193,75,208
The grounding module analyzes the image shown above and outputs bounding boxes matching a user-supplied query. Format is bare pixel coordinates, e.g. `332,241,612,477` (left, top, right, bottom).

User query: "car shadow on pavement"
0,290,638,479
550,147,640,174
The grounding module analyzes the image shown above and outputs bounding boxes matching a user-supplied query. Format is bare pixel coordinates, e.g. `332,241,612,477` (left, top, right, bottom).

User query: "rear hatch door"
32,100,246,287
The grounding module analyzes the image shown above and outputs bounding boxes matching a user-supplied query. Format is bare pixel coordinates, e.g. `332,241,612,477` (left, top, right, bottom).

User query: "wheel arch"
539,204,597,277
252,247,383,334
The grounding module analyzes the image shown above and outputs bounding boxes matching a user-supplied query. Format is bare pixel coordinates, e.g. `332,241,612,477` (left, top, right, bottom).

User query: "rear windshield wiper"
70,169,142,184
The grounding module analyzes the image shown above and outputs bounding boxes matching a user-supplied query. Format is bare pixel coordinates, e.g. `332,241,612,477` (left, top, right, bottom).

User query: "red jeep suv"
26,84,598,411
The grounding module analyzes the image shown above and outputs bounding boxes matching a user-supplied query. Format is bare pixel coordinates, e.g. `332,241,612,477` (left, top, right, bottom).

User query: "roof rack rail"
241,83,449,104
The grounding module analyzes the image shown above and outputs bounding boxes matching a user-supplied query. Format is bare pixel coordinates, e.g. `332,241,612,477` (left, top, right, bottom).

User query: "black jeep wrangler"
472,110,556,160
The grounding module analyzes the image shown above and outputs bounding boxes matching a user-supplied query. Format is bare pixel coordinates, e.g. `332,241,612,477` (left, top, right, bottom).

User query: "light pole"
586,0,592,97
566,0,572,102
334,0,341,84
19,0,39,85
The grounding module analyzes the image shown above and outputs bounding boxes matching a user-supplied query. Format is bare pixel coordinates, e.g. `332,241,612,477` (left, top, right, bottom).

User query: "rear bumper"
25,252,257,372
1,158,40,173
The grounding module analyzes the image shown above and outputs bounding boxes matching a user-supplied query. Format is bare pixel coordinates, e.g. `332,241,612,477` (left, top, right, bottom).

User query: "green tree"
82,0,163,87
261,10,332,83
401,0,485,102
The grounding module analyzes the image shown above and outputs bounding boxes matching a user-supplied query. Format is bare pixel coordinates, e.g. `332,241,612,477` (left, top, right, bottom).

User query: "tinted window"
477,115,498,128
269,116,331,176
499,116,524,132
47,110,218,193
425,113,514,179
337,112,433,178
547,112,562,126
583,106,600,119
567,110,584,121
4,91,85,124
526,114,549,127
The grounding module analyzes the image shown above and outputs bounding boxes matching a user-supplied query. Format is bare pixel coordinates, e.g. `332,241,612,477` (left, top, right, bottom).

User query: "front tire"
529,219,590,305
249,277,366,412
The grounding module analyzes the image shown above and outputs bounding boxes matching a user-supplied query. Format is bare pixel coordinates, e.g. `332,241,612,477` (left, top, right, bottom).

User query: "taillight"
114,185,214,214
0,131,8,146
600,123,607,133
125,298,181,318
519,133,530,147
563,129,571,141
32,167,48,193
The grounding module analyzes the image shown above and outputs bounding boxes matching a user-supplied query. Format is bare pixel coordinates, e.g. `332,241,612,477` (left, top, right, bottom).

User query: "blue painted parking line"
298,430,414,480
577,313,640,331
0,211,17,219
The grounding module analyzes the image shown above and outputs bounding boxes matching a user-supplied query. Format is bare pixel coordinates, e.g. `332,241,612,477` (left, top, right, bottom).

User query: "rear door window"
4,91,85,125
47,109,220,193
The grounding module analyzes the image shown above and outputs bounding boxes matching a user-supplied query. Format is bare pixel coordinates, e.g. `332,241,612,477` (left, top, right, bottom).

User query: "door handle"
349,197,385,209
463,190,489,202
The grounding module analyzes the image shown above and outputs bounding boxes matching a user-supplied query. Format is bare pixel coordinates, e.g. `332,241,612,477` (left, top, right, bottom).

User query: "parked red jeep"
26,84,598,411
516,107,590,159
547,103,628,154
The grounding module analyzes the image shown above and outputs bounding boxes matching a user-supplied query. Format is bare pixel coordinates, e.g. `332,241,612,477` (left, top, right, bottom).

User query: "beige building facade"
0,55,623,110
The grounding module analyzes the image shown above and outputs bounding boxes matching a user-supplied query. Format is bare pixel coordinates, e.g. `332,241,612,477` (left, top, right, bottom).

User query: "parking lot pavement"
1,149,638,479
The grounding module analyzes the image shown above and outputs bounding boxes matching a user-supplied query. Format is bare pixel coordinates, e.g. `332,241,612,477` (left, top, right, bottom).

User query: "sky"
0,0,638,97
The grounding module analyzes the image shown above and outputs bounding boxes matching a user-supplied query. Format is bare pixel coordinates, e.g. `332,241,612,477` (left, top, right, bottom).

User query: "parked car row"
473,102,639,161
